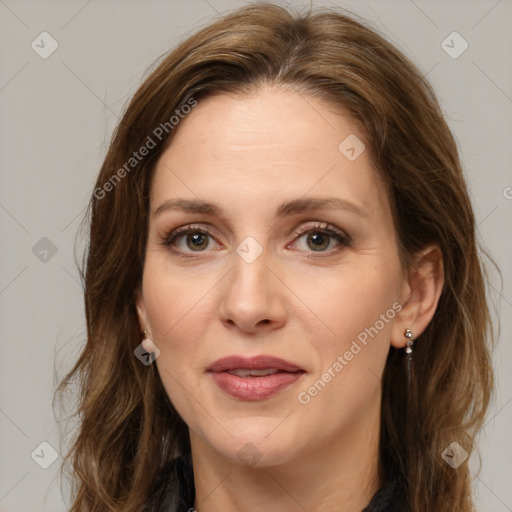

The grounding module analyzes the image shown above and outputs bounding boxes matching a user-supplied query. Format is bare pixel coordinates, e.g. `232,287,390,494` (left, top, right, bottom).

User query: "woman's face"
136,85,410,467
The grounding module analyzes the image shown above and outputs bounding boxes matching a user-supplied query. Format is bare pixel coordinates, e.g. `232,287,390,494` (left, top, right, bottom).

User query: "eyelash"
159,222,351,258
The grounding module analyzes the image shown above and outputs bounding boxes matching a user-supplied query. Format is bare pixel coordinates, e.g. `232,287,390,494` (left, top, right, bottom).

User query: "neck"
190,394,382,512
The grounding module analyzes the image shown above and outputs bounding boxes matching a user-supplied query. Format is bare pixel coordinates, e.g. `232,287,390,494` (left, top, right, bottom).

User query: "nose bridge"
230,235,270,301
219,235,286,332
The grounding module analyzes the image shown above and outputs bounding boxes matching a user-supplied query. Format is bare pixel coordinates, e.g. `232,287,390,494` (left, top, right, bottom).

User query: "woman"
55,3,496,511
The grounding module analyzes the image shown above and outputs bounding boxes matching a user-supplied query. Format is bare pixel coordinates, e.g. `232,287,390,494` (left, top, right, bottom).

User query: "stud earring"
142,330,158,355
404,328,414,386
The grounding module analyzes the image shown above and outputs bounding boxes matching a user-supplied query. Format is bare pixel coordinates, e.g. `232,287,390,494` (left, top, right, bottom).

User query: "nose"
218,247,287,334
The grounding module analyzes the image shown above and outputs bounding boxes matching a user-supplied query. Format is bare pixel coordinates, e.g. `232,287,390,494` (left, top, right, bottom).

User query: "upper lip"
207,355,305,373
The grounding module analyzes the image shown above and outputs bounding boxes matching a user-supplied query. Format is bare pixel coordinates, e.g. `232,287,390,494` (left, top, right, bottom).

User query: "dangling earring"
404,328,414,386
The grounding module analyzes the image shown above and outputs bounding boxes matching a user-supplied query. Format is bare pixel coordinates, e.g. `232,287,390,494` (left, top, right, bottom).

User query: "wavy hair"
54,3,496,511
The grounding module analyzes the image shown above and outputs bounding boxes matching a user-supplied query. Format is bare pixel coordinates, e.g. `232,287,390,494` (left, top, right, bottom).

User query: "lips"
207,355,305,373
207,355,306,400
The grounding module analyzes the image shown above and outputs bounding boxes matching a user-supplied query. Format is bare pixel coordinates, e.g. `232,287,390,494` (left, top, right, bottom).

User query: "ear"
134,287,160,353
390,244,444,348
135,286,148,333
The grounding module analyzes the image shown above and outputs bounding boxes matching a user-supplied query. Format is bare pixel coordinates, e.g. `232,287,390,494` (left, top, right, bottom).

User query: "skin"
136,85,444,512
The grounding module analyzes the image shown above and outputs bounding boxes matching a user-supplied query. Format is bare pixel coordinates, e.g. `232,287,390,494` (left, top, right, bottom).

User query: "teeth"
227,368,280,377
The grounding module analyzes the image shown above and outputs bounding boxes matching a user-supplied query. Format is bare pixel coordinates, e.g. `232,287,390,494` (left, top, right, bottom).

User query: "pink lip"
207,355,304,373
207,355,306,400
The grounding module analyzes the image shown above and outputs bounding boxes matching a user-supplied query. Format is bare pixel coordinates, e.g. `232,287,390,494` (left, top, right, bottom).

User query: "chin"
209,429,301,469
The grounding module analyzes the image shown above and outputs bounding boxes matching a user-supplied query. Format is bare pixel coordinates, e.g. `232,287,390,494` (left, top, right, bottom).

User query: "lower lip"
209,370,305,400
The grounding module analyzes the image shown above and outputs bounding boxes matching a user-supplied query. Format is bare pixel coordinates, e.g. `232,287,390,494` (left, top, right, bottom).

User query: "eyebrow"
153,196,369,221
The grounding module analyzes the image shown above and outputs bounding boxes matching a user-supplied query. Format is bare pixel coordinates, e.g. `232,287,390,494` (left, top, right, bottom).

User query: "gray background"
0,0,511,511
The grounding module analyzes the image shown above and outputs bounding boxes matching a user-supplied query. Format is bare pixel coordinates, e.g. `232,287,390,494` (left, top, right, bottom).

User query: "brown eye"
292,223,351,254
305,232,331,251
160,222,350,258
183,232,210,251
161,225,215,253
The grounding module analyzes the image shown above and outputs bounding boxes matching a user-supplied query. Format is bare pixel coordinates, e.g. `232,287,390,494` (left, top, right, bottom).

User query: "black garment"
143,453,406,512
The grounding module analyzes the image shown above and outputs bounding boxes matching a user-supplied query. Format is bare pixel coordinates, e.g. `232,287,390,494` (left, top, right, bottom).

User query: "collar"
147,453,405,512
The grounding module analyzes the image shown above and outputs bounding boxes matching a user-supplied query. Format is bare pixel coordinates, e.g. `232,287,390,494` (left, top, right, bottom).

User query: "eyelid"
160,223,217,246
292,221,351,243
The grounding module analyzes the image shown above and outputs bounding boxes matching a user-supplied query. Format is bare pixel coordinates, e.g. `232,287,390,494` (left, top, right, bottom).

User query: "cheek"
295,256,400,404
300,259,400,347
141,264,210,415
292,264,399,433
141,259,208,358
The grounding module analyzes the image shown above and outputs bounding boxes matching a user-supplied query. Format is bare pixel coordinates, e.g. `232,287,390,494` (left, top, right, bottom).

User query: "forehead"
150,86,389,224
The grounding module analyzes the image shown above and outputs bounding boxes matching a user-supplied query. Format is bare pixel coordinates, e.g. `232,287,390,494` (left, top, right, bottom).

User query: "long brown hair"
54,3,496,511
